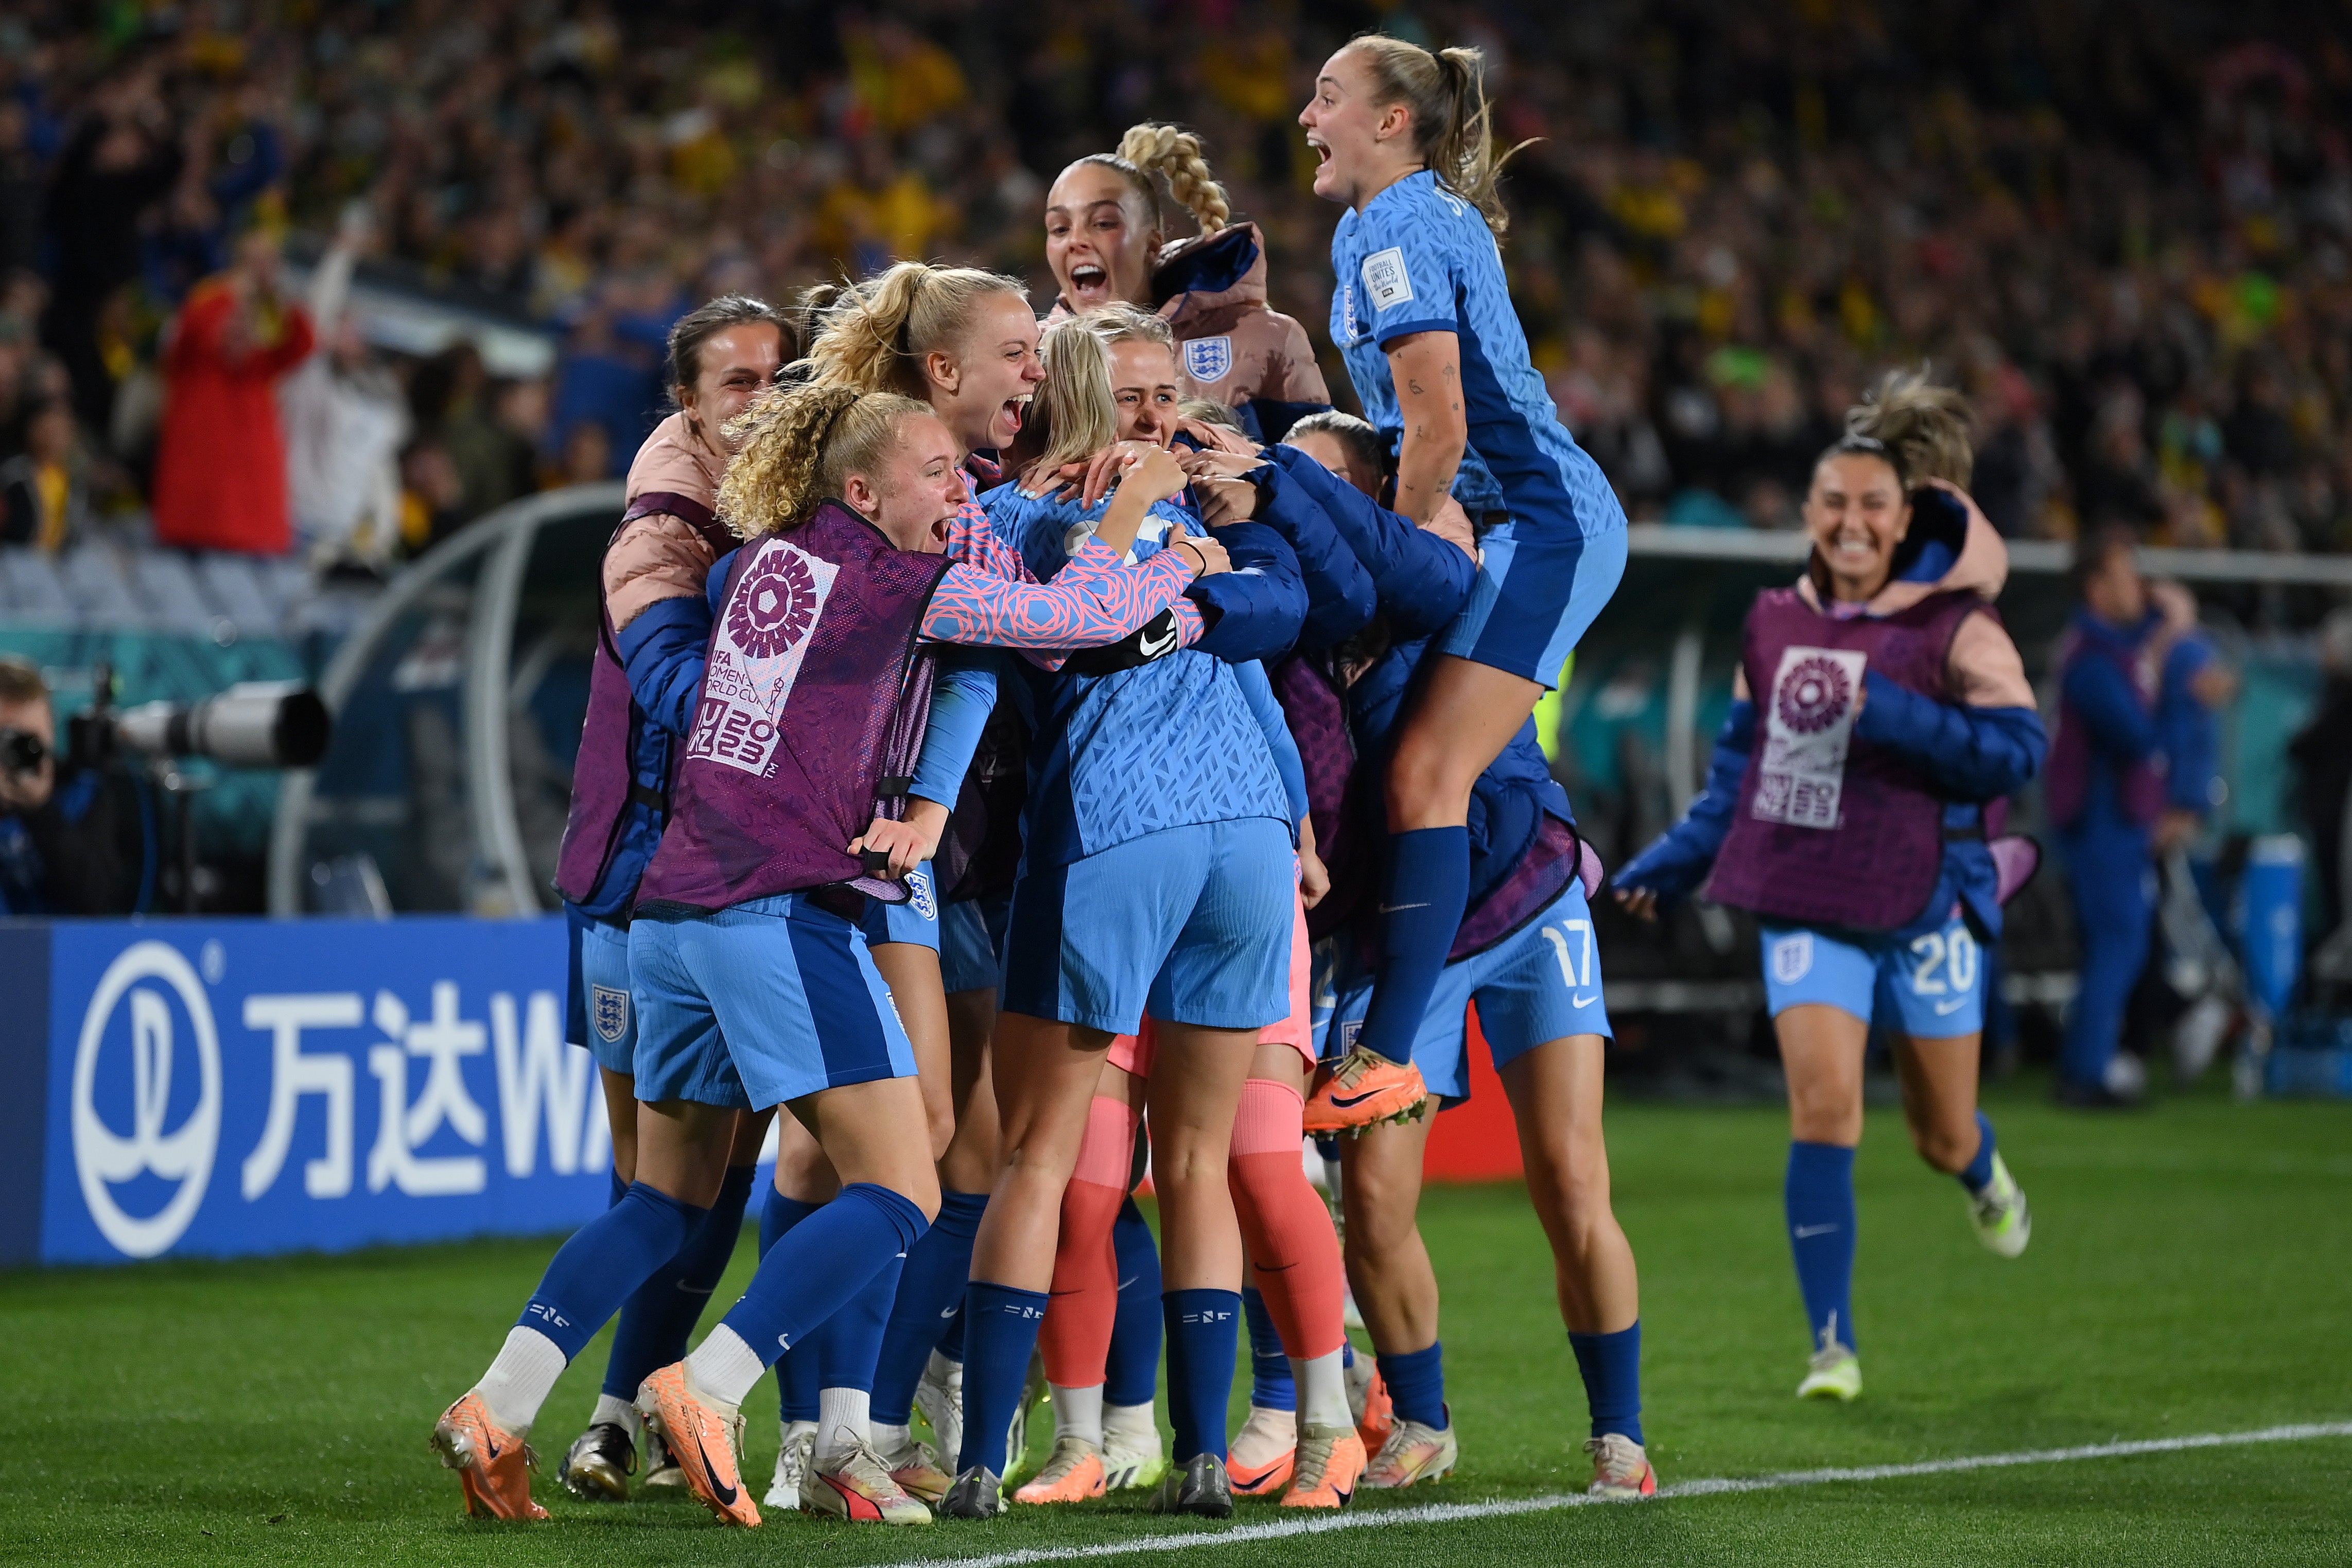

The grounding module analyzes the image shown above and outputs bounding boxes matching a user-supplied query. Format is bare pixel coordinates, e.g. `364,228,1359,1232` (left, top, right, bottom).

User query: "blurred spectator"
556,420,613,487
284,212,408,567
410,341,536,520
0,398,93,550
0,656,140,916
0,101,42,277
152,225,315,554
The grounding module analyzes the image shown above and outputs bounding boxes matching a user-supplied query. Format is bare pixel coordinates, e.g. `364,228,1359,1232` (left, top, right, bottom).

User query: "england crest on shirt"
1183,335,1233,384
590,984,630,1043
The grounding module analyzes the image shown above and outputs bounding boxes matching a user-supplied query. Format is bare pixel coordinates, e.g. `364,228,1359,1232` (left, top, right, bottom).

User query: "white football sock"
1051,1382,1106,1447
683,1325,764,1409
591,1391,644,1441
474,1326,566,1435
1294,1349,1351,1430
816,1388,872,1462
873,1420,912,1456
1103,1399,1160,1454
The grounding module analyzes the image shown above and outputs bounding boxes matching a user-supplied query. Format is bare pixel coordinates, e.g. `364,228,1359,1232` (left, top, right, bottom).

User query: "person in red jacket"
152,225,315,553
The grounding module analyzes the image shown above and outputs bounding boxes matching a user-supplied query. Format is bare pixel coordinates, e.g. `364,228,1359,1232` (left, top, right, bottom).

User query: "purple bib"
2043,627,2166,830
635,501,952,914
554,492,737,909
1706,586,1984,932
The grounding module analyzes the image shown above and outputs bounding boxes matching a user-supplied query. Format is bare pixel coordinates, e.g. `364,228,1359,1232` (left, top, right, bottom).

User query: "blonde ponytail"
1345,36,1530,237
1020,305,1177,487
1114,122,1231,234
720,384,934,538
797,261,1030,398
1849,369,1976,489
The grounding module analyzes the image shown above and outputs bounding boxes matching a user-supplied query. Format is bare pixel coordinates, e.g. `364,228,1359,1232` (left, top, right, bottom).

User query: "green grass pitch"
4,1082,2348,1565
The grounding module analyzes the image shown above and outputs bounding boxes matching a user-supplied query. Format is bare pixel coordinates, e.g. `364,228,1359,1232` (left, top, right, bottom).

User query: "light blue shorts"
629,892,919,1110
1761,908,1985,1039
1001,818,1295,1035
939,889,1013,995
1316,878,1612,1103
565,907,638,1075
1438,521,1628,691
858,860,942,951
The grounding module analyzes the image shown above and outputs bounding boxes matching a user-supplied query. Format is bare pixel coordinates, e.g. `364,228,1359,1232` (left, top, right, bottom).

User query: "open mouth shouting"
1066,262,1113,308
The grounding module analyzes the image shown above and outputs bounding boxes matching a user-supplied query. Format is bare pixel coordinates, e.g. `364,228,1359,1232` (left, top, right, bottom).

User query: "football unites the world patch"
1361,246,1414,310
1182,335,1234,384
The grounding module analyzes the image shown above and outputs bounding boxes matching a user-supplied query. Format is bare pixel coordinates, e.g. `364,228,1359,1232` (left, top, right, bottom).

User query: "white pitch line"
913,1420,2352,1568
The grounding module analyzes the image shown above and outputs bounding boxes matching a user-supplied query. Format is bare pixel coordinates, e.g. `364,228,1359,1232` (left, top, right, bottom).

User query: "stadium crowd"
0,0,2347,564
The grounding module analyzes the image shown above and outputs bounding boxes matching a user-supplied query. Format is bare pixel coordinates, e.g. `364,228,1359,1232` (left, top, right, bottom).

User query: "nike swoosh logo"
1933,996,1968,1015
696,1433,739,1506
1572,992,1598,1007
1792,1223,1840,1239
1377,902,1430,914
1138,624,1177,657
1328,1087,1392,1109
939,1305,960,1318
484,1433,502,1459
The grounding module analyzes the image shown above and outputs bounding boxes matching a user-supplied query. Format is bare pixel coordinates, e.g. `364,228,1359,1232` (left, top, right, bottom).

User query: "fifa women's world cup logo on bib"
1753,646,1868,829
689,537,839,776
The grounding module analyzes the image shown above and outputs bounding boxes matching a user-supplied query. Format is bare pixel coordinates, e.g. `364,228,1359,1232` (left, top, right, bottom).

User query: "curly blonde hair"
796,262,1031,398
720,385,935,538
1849,369,1976,489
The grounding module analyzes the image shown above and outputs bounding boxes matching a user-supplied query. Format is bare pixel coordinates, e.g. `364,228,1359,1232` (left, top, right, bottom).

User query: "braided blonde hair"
796,261,1030,398
720,385,935,538
1849,369,1976,489
1114,123,1230,233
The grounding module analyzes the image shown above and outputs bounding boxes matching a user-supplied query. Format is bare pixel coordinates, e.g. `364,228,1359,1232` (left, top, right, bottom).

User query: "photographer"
0,657,142,915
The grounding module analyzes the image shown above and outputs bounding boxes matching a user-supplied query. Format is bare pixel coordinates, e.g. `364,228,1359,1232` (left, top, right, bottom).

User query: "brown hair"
1849,369,1975,489
666,294,787,402
720,385,935,538
798,262,1030,398
0,654,46,707
1284,409,1389,482
2068,521,2141,601
1343,36,1524,236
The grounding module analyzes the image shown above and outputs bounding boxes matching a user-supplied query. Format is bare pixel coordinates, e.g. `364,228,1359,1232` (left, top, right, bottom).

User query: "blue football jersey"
1330,171,1623,538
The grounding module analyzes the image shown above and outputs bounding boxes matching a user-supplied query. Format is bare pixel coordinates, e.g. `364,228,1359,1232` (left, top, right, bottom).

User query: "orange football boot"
1013,1436,1108,1504
637,1363,760,1526
1301,1046,1430,1134
430,1391,548,1521
1226,1405,1296,1496
1348,1356,1395,1455
1281,1424,1368,1508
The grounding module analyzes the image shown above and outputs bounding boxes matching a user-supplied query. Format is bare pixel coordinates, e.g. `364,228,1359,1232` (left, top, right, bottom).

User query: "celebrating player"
548,295,785,1503
1297,37,1630,1135
1044,121,1331,441
1614,376,2044,1402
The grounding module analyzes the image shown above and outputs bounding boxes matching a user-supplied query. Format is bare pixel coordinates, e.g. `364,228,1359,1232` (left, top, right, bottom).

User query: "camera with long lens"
72,669,332,770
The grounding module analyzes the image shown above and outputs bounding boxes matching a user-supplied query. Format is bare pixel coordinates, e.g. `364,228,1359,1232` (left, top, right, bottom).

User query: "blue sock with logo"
1243,1286,1295,1411
760,1188,828,1422
1105,1198,1164,1407
935,1304,966,1364
1378,1340,1445,1430
1163,1288,1241,1463
600,1162,756,1400
958,1280,1050,1476
870,1189,988,1426
715,1183,927,1373
1358,826,1470,1065
1786,1141,1858,1354
519,1181,703,1362
1567,1322,1643,1444
1958,1111,1997,1196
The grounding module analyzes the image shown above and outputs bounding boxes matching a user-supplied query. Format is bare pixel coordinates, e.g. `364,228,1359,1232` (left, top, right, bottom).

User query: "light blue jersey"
1330,170,1622,538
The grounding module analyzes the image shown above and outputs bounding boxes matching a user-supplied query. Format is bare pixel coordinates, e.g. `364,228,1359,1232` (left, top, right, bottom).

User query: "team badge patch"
1182,335,1234,384
1771,932,1815,985
1361,247,1414,310
907,866,936,921
590,984,631,1044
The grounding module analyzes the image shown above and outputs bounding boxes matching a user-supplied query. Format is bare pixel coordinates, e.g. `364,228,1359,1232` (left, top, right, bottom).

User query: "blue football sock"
1378,1340,1445,1430
1163,1288,1241,1463
1243,1286,1295,1412
519,1181,703,1362
600,1162,756,1400
1105,1197,1163,1408
760,1187,826,1421
958,1280,1049,1475
807,1251,904,1395
1357,826,1470,1065
716,1183,928,1374
1567,1322,1643,1444
1786,1141,1858,1354
1958,1110,1997,1195
870,1190,987,1425
935,1304,966,1365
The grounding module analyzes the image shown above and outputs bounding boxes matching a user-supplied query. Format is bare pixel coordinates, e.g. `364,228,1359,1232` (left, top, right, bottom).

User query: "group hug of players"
429,32,2044,1528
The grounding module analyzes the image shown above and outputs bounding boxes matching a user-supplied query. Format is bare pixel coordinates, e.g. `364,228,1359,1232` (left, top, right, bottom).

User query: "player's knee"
1909,1121,1974,1173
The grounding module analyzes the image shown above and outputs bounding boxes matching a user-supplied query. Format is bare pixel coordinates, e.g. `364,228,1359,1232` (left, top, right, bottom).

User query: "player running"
1615,377,2044,1403
1044,121,1331,441
1184,411,1657,1499
427,383,1228,1527
548,295,785,1503
1297,37,1630,1136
